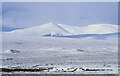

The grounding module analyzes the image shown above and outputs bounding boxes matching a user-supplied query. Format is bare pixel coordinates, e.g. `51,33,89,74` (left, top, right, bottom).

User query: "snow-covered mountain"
3,22,119,37
57,24,118,35
4,23,71,36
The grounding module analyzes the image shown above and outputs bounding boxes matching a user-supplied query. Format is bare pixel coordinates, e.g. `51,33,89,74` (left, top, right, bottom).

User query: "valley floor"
1,36,118,74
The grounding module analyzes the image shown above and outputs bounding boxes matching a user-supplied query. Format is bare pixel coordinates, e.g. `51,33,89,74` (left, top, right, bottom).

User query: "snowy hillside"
3,23,118,37
4,23,71,36
57,24,118,35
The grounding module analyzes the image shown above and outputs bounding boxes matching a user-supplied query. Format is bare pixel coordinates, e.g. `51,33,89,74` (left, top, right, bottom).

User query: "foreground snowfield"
1,35,118,74
1,23,119,74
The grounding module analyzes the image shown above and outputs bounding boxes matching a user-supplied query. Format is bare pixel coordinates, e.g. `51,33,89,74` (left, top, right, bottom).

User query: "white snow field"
1,23,118,74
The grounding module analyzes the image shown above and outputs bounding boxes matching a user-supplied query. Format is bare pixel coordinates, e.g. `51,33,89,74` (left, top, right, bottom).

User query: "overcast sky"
2,2,118,31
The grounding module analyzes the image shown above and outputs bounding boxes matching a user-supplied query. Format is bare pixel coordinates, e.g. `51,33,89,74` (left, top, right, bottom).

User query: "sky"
2,2,118,31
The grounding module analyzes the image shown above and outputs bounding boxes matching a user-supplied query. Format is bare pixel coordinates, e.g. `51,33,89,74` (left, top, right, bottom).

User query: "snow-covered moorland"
1,23,118,74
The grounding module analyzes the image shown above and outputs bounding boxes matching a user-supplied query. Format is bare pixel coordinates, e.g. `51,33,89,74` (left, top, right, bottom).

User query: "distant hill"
3,23,119,39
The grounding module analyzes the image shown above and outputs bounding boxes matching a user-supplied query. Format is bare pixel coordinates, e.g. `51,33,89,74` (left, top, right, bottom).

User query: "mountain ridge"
3,22,119,37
